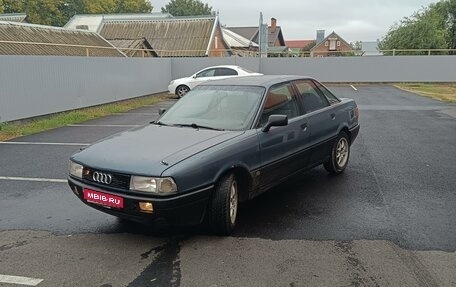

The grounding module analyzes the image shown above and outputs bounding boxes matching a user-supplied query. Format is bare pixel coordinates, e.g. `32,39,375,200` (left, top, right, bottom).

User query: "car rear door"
293,79,340,166
256,82,311,190
214,67,239,80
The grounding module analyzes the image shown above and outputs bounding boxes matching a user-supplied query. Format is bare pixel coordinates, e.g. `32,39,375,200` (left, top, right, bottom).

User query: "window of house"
293,80,330,113
258,83,300,127
329,39,336,51
325,41,328,47
337,41,341,47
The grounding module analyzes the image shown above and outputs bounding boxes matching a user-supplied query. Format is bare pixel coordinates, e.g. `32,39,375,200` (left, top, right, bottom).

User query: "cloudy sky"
150,0,438,42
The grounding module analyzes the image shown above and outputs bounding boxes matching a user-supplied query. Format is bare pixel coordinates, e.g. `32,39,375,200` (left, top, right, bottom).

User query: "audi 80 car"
68,75,360,235
167,65,262,97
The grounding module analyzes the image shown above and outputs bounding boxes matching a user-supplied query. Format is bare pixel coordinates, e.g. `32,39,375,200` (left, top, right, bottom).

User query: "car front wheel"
208,173,238,235
324,131,350,175
175,85,190,98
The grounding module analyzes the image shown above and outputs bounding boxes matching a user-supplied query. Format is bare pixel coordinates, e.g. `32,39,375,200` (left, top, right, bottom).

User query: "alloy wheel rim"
177,87,188,97
229,181,238,225
336,138,349,167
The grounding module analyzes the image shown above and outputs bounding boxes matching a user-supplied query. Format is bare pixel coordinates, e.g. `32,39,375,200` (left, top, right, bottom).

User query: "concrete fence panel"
0,56,171,122
1,55,455,123
258,56,456,82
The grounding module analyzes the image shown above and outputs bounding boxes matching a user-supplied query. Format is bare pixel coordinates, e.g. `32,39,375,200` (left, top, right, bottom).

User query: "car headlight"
130,176,177,194
69,160,83,179
169,80,175,85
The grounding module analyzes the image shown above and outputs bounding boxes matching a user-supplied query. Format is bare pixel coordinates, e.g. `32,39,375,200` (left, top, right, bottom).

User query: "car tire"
175,85,190,98
208,173,238,235
324,131,350,175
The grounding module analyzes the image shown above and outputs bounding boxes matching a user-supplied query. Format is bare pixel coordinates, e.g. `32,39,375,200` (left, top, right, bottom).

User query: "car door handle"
301,123,308,132
330,113,336,120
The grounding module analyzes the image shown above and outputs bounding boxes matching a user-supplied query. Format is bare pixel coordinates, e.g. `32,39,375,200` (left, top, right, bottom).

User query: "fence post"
393,49,396,56
428,50,431,56
86,48,90,57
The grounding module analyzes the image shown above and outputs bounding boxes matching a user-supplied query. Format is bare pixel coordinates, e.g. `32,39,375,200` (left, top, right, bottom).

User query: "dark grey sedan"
68,75,360,235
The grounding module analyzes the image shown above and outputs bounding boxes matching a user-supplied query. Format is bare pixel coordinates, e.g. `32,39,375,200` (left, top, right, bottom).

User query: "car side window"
196,69,216,78
215,68,238,76
314,82,340,105
294,80,329,113
258,83,300,127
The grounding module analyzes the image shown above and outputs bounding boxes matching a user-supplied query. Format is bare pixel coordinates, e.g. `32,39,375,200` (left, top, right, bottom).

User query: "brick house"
310,31,352,57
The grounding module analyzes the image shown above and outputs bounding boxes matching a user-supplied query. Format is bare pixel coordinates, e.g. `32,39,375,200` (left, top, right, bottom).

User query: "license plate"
83,188,124,209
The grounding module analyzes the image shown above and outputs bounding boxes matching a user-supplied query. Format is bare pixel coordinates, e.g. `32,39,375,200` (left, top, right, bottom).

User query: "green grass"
0,93,171,141
395,83,456,103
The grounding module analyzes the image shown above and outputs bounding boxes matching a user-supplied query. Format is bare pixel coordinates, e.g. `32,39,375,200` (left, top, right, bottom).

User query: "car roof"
200,65,241,69
198,75,316,88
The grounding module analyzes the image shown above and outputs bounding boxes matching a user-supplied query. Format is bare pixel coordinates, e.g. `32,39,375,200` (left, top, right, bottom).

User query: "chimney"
316,30,325,44
271,18,277,33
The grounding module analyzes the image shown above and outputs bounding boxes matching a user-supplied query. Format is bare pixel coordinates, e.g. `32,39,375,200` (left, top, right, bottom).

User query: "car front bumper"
167,83,177,95
68,177,213,226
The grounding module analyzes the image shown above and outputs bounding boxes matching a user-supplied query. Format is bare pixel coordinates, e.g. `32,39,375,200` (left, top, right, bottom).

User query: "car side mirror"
262,114,288,132
158,108,166,116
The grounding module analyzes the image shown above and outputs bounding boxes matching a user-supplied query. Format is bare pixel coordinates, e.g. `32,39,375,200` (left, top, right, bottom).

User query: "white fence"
1,55,455,122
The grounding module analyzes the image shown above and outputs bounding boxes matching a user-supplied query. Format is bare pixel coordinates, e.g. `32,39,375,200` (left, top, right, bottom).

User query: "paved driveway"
0,87,455,287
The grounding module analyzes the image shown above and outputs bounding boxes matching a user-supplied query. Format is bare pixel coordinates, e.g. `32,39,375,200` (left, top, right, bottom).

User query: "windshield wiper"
173,123,224,131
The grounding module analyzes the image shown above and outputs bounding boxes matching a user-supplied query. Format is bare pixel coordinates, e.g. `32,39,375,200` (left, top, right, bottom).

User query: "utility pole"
259,12,268,58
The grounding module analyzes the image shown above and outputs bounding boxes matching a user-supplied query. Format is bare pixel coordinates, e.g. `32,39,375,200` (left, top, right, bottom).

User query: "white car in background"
168,65,262,97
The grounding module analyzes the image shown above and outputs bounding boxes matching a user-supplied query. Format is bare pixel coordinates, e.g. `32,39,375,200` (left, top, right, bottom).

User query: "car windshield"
159,85,265,131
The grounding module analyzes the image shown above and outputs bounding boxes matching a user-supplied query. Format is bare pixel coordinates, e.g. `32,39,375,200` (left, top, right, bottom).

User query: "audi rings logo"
92,172,113,184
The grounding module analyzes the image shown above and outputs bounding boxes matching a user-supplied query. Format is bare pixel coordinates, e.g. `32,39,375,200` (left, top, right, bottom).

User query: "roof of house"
98,16,226,57
225,27,258,42
285,40,315,49
64,13,173,32
222,27,258,48
0,21,125,57
0,13,27,23
109,38,156,57
310,31,352,52
225,25,285,47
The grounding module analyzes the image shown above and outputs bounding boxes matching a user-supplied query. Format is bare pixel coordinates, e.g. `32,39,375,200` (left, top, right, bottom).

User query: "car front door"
256,82,311,191
293,80,340,166
190,68,217,88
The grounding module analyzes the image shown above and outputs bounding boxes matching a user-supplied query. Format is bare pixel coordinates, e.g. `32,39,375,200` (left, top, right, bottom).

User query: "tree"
161,0,213,16
1,0,25,13
379,0,455,55
0,0,152,26
435,0,456,50
116,0,152,13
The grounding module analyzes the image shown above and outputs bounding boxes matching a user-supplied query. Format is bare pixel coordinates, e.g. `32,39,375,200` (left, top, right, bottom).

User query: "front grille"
83,167,130,190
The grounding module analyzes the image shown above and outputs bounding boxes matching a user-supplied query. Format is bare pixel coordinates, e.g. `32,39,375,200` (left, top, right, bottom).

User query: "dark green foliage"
161,0,213,16
0,0,153,26
380,0,456,55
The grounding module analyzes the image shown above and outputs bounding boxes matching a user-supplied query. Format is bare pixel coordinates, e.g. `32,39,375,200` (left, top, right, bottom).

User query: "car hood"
71,124,244,176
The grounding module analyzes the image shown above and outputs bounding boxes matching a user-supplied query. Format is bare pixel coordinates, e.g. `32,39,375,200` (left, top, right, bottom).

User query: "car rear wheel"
208,173,238,235
175,85,190,98
324,131,350,175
